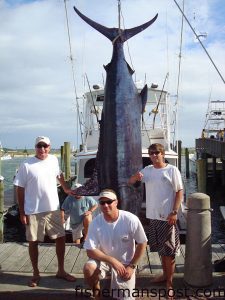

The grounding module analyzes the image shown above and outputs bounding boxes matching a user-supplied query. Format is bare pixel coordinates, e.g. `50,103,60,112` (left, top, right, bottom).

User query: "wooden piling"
60,145,64,171
222,159,225,186
64,142,71,181
0,178,4,243
185,148,190,178
197,159,207,193
212,157,217,186
177,140,182,172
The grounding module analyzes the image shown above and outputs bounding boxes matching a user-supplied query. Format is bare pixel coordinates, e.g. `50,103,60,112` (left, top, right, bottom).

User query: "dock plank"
4,243,29,272
64,244,80,273
219,206,225,220
175,244,185,273
72,248,87,274
19,243,50,272
148,250,163,274
137,248,151,274
38,244,56,272
0,242,12,255
0,243,19,265
44,244,71,273
212,243,225,261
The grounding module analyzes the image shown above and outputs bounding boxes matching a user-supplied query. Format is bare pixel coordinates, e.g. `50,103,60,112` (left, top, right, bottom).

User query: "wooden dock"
0,242,225,299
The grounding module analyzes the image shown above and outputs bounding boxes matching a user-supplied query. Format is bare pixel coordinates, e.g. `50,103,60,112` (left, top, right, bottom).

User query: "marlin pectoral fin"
140,84,148,114
126,60,135,75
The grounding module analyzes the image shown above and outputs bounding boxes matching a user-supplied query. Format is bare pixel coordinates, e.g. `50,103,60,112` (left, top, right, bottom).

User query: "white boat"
204,100,225,139
0,141,12,161
75,83,179,182
189,100,225,174
74,83,187,233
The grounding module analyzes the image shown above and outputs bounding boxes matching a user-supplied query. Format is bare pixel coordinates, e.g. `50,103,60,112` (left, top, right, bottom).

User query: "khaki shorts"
86,259,136,299
26,210,65,242
72,222,83,241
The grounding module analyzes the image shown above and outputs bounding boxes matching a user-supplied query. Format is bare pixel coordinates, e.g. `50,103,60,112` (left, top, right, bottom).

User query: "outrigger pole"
173,0,225,85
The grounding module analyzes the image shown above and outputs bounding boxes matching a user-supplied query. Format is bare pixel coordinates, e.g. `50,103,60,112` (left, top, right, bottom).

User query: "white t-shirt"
141,164,183,221
84,210,147,265
13,154,61,215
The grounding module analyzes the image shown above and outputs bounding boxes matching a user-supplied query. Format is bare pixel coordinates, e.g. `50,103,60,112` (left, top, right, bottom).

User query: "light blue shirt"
61,195,98,228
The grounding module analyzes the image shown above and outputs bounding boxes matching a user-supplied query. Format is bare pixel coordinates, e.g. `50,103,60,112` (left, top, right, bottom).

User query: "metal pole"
185,148,190,178
64,142,71,181
0,177,4,243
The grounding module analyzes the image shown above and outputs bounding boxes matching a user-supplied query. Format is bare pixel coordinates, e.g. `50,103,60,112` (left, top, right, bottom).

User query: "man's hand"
167,213,177,225
20,213,28,225
122,266,135,281
110,258,127,277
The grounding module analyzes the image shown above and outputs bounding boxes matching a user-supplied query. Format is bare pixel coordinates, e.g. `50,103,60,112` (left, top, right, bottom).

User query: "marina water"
1,156,225,243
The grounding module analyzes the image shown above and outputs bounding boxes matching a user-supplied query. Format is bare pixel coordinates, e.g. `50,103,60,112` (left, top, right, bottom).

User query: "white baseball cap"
35,136,51,146
99,189,117,201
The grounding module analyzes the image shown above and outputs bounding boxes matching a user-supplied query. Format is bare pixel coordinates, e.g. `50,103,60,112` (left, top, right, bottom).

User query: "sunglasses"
36,144,49,149
99,199,115,205
149,151,161,155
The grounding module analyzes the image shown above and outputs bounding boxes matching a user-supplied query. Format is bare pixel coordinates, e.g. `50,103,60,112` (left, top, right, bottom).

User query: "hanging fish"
73,6,158,214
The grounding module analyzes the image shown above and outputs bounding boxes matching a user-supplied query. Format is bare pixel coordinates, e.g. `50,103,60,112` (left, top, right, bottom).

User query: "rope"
153,72,169,129
172,0,185,147
63,0,84,146
85,74,100,124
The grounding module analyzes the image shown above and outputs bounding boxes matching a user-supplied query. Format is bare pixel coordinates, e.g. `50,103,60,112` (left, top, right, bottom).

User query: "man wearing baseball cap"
14,136,76,287
83,189,147,299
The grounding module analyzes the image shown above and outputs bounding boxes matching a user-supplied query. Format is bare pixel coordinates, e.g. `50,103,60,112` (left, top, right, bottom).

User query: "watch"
171,210,178,215
128,263,136,269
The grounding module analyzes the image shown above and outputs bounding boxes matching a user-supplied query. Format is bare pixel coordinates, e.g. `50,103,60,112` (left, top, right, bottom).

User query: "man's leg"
55,236,76,281
83,214,92,241
28,241,40,287
161,255,175,299
83,262,101,298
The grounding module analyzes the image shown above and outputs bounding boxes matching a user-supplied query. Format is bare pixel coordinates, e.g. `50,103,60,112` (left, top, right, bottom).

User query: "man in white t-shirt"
128,143,183,299
14,136,76,287
83,189,147,299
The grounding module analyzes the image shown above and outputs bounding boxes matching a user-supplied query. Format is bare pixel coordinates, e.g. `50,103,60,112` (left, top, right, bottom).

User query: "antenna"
118,0,121,33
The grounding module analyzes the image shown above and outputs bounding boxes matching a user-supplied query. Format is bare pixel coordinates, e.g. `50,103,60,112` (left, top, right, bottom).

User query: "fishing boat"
189,100,225,174
74,83,187,233
75,83,179,183
70,3,186,234
204,100,225,139
0,141,12,161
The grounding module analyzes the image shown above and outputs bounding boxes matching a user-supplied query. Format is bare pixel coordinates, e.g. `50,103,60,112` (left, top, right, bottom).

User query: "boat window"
84,158,96,178
96,95,104,102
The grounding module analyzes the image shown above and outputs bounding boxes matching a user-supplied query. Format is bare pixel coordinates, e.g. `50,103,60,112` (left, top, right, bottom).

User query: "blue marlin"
74,6,158,214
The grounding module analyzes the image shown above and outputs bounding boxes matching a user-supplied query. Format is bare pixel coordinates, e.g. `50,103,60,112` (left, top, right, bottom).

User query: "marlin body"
74,7,158,214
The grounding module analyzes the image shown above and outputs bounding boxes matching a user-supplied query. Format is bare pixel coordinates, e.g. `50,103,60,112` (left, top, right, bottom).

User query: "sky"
0,0,225,149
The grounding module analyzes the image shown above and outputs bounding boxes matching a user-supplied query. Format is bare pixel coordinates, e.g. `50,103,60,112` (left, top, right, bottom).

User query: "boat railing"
196,138,225,160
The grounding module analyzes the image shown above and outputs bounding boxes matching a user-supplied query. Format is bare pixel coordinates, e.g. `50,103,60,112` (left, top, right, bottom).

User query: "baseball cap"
99,189,117,201
35,136,51,146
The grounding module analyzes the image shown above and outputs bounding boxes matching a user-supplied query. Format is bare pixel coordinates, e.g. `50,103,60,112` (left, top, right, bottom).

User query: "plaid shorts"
26,210,65,242
148,219,180,257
